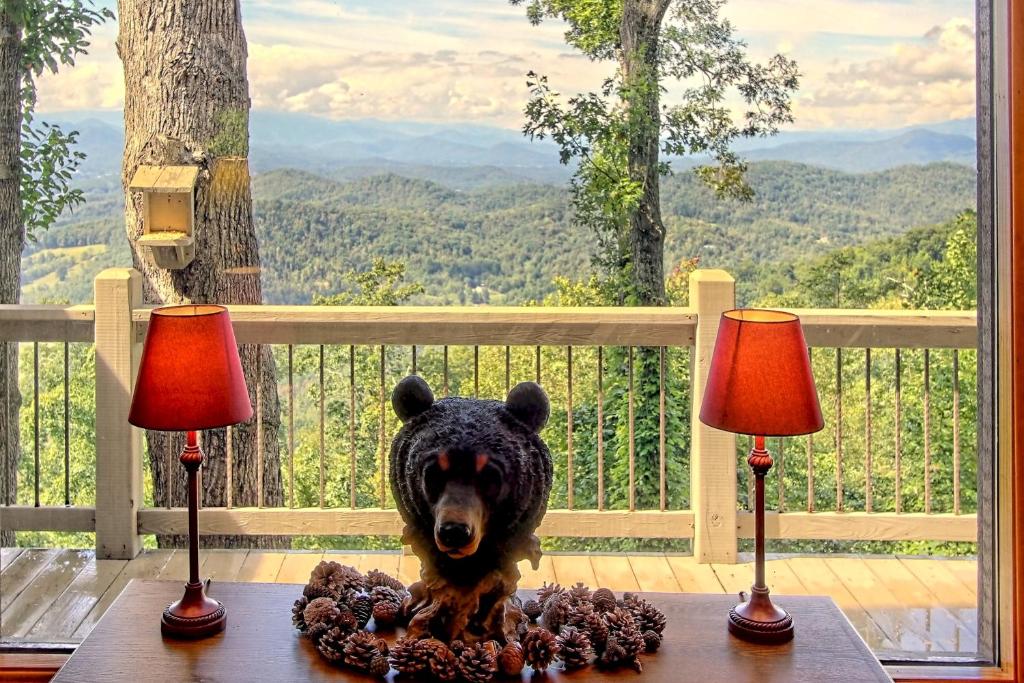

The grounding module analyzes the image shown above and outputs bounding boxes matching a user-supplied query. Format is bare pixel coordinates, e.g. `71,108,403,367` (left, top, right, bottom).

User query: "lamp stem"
754,435,767,592
186,430,200,585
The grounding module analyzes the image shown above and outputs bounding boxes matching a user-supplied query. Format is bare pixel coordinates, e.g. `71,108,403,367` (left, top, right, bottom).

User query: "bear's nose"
438,522,472,549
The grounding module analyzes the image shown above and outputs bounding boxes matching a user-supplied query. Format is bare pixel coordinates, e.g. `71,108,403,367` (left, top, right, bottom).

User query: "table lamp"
129,304,253,638
699,309,823,644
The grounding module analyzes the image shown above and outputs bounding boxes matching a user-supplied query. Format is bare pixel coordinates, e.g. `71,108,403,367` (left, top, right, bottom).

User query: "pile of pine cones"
291,561,668,680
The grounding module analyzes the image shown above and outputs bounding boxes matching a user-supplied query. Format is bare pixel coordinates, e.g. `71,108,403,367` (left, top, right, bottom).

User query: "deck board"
0,548,978,659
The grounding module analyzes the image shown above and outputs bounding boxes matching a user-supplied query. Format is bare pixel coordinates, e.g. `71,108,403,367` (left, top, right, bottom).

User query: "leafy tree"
513,0,798,305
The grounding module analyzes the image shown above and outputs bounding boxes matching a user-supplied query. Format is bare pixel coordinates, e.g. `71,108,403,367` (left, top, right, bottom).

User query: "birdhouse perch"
128,165,200,269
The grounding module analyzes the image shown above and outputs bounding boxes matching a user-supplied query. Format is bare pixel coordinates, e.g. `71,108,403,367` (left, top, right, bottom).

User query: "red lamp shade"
128,305,253,432
699,309,824,437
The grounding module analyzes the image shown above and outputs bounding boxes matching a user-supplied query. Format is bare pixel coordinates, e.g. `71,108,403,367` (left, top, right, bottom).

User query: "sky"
37,0,976,131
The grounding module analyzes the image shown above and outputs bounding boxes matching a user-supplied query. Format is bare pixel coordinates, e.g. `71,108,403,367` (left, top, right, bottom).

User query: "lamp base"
728,586,794,644
161,580,227,639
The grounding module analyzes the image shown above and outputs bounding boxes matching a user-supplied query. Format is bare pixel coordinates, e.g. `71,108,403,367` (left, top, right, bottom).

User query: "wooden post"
94,268,143,560
690,269,737,564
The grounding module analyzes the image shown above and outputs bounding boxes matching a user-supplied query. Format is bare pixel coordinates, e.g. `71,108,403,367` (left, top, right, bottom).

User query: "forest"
15,181,978,557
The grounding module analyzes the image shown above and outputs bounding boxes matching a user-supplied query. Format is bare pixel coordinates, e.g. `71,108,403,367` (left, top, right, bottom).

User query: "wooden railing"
0,268,978,563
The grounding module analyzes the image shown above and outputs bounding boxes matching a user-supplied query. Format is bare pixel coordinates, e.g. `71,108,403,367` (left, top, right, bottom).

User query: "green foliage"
313,258,425,307
516,0,799,293
207,108,250,158
8,0,112,238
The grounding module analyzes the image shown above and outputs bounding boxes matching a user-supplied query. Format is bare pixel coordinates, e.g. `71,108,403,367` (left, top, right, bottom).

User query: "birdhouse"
128,165,200,269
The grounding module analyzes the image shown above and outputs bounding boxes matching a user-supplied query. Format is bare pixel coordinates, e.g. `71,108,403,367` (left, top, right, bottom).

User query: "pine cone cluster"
303,597,340,641
365,568,406,592
389,637,429,675
343,631,388,672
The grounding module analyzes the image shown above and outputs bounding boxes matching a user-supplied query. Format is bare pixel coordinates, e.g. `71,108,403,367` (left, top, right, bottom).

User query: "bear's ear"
505,382,549,433
392,375,435,422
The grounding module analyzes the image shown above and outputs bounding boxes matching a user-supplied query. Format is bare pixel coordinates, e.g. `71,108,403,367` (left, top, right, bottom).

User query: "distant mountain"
741,130,975,173
23,161,976,305
36,110,977,185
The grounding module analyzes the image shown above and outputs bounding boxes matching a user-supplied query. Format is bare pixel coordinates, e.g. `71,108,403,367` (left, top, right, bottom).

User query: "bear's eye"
478,464,502,499
424,463,444,502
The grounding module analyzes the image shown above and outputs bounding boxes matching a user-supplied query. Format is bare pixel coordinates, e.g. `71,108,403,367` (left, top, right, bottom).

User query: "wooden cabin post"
94,268,144,560
690,270,738,563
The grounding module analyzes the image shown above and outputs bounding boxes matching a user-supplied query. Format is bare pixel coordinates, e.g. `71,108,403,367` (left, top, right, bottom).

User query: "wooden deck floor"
0,548,977,658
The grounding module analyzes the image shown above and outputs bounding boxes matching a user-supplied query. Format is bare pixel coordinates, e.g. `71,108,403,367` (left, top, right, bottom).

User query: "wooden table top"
54,579,891,682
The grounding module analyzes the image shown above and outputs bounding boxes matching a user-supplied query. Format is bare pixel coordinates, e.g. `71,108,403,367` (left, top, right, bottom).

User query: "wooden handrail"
0,304,95,342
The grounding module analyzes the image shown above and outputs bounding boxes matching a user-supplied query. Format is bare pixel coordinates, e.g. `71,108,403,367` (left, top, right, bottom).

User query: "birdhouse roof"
128,165,200,193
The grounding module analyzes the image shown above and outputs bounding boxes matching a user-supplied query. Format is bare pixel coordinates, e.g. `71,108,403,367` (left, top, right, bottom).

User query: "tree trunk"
620,0,671,306
117,0,286,548
0,5,23,547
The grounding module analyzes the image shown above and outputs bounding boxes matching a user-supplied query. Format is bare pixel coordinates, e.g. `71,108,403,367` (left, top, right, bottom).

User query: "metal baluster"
567,346,574,510
474,346,479,397
349,345,356,509
256,347,264,508
288,345,295,509
34,342,39,508
319,344,326,509
443,346,450,396
895,349,902,514
505,346,511,393
807,348,814,513
953,350,961,515
226,426,233,509
835,348,843,512
924,349,931,514
628,346,635,512
411,345,417,375
535,346,541,385
379,345,387,508
659,346,666,512
63,342,70,506
597,347,605,512
865,348,872,513
777,437,785,512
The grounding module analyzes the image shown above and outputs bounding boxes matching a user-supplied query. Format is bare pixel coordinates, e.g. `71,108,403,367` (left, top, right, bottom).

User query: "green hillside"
21,161,975,305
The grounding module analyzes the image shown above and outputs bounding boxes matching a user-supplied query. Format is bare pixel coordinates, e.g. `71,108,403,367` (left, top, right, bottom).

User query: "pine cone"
557,626,594,670
303,582,337,601
369,655,391,678
522,627,559,672
372,600,400,628
303,597,340,640
337,564,366,592
629,598,667,635
536,582,564,605
614,626,645,672
449,639,467,655
497,641,525,676
592,587,617,613
598,636,627,668
542,594,572,634
569,582,592,606
569,600,595,629
343,630,384,672
422,639,459,682
349,593,373,628
316,626,348,663
306,561,349,601
334,607,358,634
365,568,406,592
291,596,309,632
603,606,636,633
643,629,662,653
457,642,497,683
370,585,405,607
582,612,610,651
523,599,543,623
389,637,429,675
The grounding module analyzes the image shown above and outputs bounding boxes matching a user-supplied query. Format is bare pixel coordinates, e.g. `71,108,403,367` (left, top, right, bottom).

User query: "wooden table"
54,580,891,682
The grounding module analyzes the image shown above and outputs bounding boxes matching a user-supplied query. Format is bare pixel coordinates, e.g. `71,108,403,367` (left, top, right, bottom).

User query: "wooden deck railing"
0,268,978,563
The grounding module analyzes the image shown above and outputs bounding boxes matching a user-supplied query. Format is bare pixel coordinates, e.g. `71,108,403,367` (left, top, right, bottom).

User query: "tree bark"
117,0,286,548
620,0,671,306
0,4,23,546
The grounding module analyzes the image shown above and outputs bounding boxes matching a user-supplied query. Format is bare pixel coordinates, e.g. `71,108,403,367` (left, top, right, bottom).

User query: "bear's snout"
438,521,472,549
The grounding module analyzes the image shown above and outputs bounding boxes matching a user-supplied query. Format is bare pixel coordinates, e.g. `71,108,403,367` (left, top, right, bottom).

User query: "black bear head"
389,375,553,577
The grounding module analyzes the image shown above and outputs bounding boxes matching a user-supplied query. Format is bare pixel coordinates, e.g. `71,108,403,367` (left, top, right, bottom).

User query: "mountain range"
40,109,977,182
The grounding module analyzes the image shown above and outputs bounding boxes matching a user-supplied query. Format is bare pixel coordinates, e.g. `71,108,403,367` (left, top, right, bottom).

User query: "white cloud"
794,17,976,128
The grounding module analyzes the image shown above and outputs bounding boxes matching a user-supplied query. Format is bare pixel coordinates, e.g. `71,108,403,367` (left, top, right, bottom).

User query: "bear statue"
389,374,553,644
